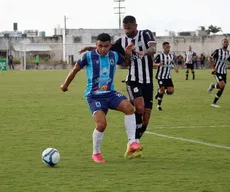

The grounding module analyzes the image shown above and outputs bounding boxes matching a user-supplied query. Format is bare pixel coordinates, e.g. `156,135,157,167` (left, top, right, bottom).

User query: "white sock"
125,114,136,144
92,129,104,154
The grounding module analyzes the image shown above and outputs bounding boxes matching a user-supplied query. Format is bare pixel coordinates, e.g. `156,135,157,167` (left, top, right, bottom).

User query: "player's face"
189,46,192,51
123,23,137,38
163,44,170,53
222,39,229,49
96,41,111,56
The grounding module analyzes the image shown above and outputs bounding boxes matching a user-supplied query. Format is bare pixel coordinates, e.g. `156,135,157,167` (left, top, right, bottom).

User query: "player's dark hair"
162,42,170,46
123,15,136,24
97,33,111,42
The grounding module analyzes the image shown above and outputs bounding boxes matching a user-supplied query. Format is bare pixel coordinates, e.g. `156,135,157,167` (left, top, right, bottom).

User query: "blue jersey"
77,50,124,97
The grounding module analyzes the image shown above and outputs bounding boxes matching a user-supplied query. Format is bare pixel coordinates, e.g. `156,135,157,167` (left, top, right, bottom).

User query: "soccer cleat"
124,142,143,159
157,105,162,111
211,104,220,108
133,150,143,158
92,153,105,163
208,83,214,94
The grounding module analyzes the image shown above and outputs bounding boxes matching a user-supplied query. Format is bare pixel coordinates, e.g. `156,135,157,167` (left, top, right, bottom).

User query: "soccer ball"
42,148,60,166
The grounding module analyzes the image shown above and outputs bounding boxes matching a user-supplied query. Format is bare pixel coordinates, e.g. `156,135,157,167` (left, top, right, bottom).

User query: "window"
73,36,82,43
91,36,97,43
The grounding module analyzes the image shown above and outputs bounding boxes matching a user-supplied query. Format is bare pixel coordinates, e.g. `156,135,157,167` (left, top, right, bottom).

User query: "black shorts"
157,79,174,88
126,82,153,109
215,73,227,84
186,63,194,70
177,61,183,65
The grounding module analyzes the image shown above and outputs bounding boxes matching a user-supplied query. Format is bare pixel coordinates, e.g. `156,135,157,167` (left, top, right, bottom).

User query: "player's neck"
222,47,228,50
129,30,138,38
163,51,169,55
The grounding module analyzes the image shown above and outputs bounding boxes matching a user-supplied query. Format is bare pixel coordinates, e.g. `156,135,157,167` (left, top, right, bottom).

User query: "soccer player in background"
185,46,196,80
207,38,230,107
79,16,156,158
153,42,179,111
61,33,142,163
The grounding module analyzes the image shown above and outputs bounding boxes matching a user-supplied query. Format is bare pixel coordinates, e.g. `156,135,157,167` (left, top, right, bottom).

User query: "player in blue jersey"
60,33,142,163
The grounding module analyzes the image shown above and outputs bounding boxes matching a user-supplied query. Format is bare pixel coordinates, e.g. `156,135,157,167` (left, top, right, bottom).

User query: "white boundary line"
145,131,230,150
154,125,230,129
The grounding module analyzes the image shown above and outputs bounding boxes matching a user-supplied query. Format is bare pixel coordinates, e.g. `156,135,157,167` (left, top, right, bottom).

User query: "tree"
206,25,222,34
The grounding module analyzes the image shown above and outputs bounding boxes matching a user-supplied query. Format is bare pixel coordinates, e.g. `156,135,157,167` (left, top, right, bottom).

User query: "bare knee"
96,121,107,132
167,87,174,95
123,101,135,115
159,87,165,94
134,97,145,114
219,81,225,89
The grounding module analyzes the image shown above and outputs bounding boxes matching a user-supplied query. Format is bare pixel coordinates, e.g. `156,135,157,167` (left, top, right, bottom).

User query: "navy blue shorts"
86,91,127,115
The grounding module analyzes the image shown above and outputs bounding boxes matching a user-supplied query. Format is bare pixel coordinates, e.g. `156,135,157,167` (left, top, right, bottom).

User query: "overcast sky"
1,0,229,36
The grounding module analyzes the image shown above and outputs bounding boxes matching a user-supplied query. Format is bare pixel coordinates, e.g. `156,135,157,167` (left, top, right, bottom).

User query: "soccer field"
0,69,230,192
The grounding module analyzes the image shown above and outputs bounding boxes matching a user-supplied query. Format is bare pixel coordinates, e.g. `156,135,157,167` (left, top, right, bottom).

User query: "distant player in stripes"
207,38,230,108
185,46,196,80
153,42,179,111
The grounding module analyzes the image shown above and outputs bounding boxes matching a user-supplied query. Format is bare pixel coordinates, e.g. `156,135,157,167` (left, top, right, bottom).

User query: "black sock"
139,125,147,139
135,112,143,139
158,93,164,106
192,71,195,79
186,71,189,80
213,89,224,104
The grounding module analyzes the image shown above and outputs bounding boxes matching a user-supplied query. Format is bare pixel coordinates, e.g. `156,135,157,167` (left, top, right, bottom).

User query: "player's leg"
191,64,195,80
126,83,144,141
108,92,142,158
211,76,226,107
208,73,223,93
186,64,189,80
140,83,153,138
156,80,165,111
92,110,107,162
87,95,108,163
165,79,174,95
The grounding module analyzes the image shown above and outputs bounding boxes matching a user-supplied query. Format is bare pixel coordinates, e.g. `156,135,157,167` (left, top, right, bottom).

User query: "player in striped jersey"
185,46,196,80
207,38,230,108
153,42,179,111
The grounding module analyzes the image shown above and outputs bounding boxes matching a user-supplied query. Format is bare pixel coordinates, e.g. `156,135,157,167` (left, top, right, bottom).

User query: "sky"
1,0,230,36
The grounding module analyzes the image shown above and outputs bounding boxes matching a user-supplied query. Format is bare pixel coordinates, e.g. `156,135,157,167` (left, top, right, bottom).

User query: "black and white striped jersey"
154,52,175,80
211,48,230,74
185,51,195,64
111,30,156,84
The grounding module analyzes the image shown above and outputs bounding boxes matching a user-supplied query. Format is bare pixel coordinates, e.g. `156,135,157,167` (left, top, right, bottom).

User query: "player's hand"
125,43,135,55
158,62,164,67
211,69,216,75
60,84,68,92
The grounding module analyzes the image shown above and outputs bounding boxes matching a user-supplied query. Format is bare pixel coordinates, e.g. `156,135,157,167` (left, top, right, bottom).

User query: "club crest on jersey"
95,102,101,107
96,60,99,64
110,59,115,65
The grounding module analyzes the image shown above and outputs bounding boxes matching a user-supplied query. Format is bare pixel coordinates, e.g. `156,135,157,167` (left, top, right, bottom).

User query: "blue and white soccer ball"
42,148,60,166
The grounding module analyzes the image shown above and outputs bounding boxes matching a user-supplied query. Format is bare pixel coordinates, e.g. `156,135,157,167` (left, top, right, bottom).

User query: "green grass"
0,69,230,192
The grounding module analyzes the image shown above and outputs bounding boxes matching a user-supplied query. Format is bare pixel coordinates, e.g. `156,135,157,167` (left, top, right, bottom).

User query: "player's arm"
116,43,134,67
61,53,88,92
78,46,96,54
60,64,81,92
209,49,218,73
152,55,163,67
135,30,156,56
